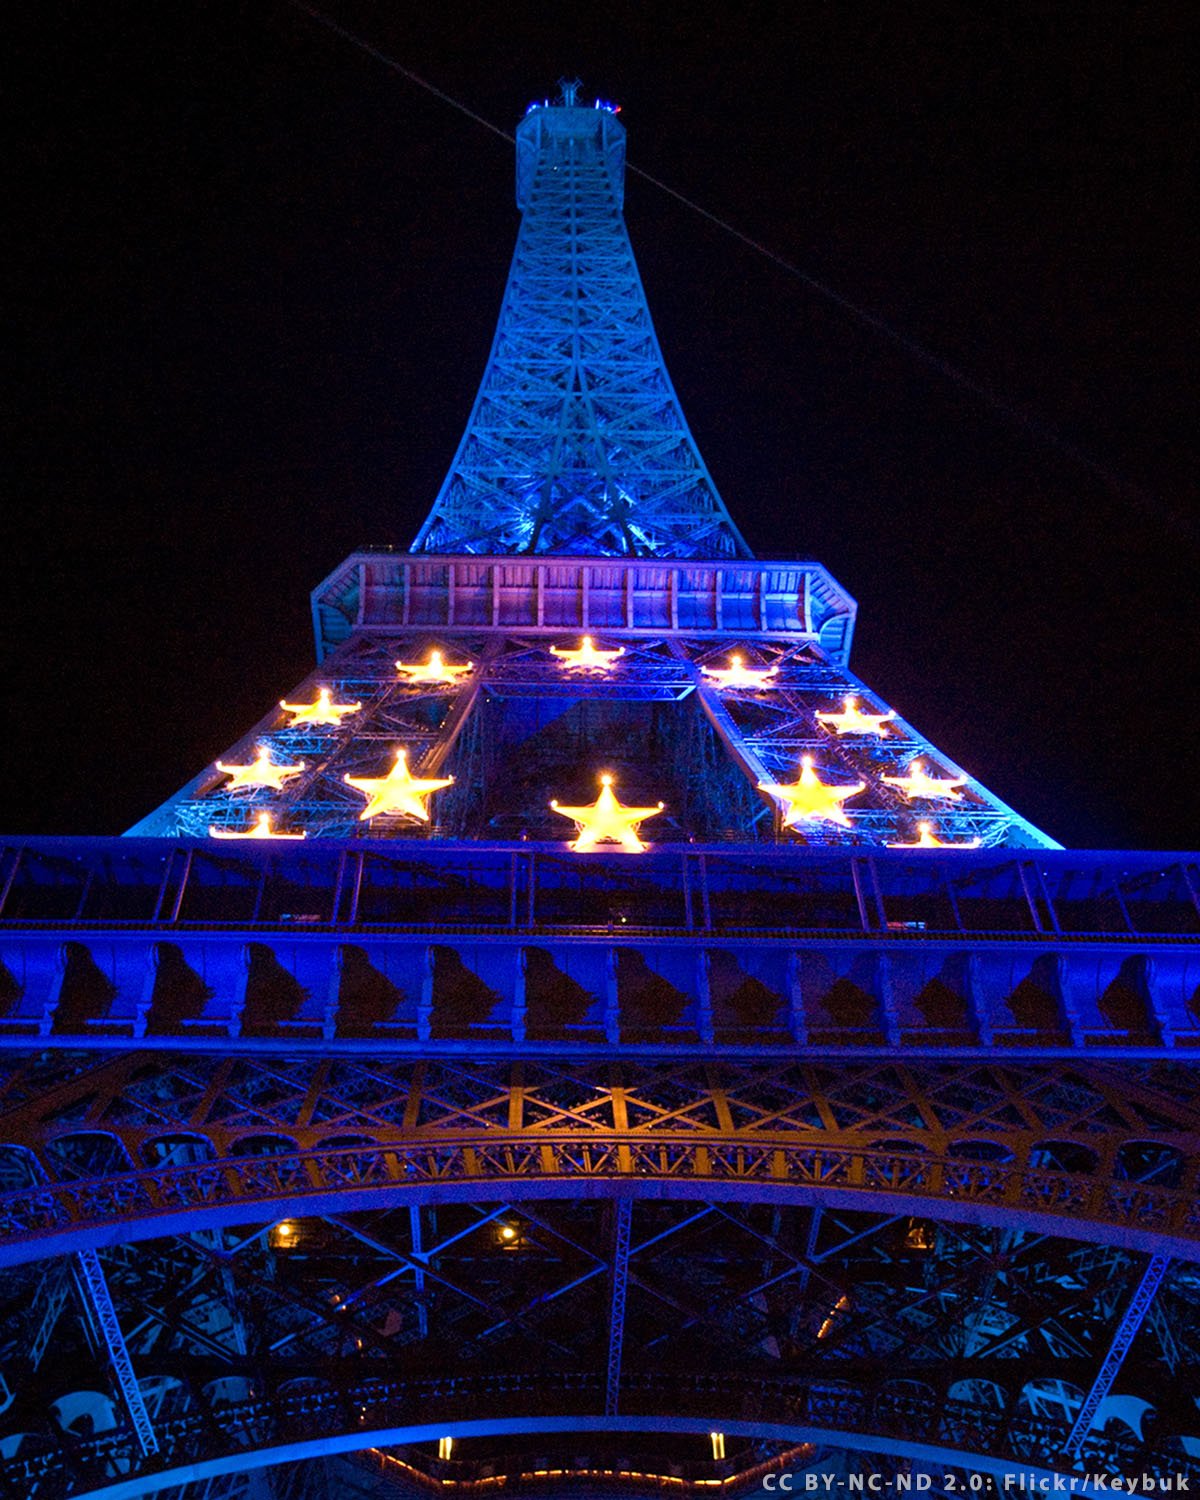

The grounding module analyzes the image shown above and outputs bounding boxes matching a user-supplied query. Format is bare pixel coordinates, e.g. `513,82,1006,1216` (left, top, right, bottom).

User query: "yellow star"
394,649,474,685
888,821,981,850
549,637,625,671
757,755,866,829
815,695,895,736
550,773,665,853
700,654,778,691
215,745,306,791
209,812,306,840
882,760,968,801
343,748,453,822
280,687,362,727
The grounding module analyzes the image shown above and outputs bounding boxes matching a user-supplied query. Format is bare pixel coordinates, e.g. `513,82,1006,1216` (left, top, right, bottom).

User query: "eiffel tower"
1,83,1198,1500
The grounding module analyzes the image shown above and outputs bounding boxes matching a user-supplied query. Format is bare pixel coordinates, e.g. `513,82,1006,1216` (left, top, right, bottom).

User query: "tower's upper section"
410,85,753,561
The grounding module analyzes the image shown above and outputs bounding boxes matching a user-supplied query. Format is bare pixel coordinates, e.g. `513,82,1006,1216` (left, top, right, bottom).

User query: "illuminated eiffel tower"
1,82,1198,1500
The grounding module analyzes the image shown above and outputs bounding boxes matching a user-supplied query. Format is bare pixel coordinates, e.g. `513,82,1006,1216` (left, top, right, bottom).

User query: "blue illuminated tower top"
129,85,1058,851
411,82,752,560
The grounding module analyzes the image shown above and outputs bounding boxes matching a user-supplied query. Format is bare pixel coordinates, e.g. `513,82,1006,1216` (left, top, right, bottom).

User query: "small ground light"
438,1437,453,1461
269,1220,299,1250
710,1433,725,1461
497,1222,520,1248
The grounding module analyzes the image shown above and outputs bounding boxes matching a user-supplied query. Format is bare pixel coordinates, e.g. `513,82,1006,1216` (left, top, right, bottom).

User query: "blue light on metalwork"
411,88,749,559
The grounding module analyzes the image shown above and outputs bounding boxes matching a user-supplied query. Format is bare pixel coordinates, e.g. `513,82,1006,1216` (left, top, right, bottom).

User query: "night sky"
9,2,1198,849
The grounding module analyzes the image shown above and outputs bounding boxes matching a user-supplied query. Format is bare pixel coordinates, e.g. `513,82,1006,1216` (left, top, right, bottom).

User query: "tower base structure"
5,83,1198,1500
1,832,1199,1498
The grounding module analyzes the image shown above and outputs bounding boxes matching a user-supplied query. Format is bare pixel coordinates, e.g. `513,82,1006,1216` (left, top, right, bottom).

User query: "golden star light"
757,756,866,829
344,748,454,822
209,812,306,840
699,654,778,691
549,637,625,671
814,695,895,736
882,760,968,801
888,821,981,850
394,649,474,686
280,687,362,727
215,745,306,791
550,773,665,853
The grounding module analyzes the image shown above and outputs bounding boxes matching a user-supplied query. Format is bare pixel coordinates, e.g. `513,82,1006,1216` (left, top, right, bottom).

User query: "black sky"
8,1,1198,848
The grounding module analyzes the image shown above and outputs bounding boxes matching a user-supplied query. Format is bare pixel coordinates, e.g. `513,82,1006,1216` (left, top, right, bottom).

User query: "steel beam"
605,1197,633,1417
73,1248,158,1457
1063,1253,1171,1457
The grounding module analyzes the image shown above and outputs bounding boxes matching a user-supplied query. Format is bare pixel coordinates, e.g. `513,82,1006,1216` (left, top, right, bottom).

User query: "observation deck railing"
1,839,1196,941
1,839,1197,1053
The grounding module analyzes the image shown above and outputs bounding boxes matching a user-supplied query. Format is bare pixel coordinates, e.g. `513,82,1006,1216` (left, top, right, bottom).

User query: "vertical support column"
697,950,714,1045
409,1205,429,1340
1143,958,1172,1047
604,948,620,1045
605,1197,633,1418
40,944,70,1037
1063,1254,1170,1458
1054,955,1086,1049
228,946,252,1038
786,952,808,1045
133,945,158,1038
28,1264,71,1372
512,948,527,1043
355,560,368,628
418,947,435,1042
875,954,901,1047
964,953,994,1047
74,1249,158,1458
324,947,344,1041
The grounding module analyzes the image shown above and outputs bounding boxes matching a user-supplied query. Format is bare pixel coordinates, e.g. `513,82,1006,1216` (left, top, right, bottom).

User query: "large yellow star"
549,637,625,671
215,745,306,791
550,773,665,853
394,649,474,686
209,812,306,840
280,687,361,727
757,756,866,829
882,760,968,801
700,654,778,691
888,821,980,850
343,748,453,822
815,695,895,736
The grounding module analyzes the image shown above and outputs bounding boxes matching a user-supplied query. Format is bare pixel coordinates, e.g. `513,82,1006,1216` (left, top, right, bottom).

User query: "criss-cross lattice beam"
605,1196,632,1416
411,99,749,560
73,1247,159,1457
1063,1253,1171,1456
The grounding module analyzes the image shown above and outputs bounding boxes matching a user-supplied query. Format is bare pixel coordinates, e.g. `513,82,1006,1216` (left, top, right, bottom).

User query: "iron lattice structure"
411,89,750,559
2,84,1198,1500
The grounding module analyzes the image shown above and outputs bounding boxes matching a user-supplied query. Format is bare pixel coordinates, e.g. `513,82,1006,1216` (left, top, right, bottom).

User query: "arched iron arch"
16,1409,1194,1500
2,1146,1199,1270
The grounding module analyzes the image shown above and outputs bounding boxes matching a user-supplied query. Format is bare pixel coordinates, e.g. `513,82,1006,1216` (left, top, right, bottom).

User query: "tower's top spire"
410,91,751,560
